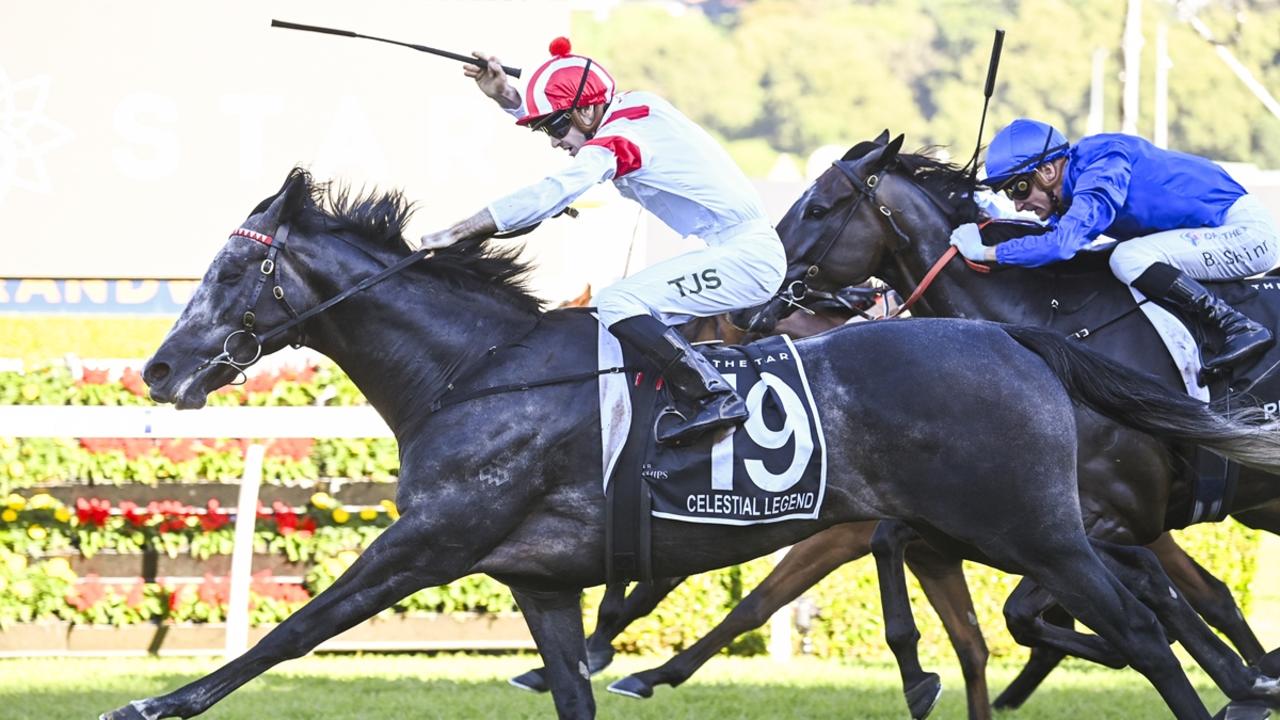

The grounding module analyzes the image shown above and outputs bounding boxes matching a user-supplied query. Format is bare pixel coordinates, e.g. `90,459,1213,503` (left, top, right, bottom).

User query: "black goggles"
530,60,592,140
533,111,575,139
1003,174,1035,201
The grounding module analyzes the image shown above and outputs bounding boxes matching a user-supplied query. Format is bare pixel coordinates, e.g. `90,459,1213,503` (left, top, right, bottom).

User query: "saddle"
600,331,828,583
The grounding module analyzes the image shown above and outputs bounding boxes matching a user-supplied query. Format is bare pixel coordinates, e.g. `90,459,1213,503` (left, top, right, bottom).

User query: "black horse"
105,169,1280,720
731,133,1280,717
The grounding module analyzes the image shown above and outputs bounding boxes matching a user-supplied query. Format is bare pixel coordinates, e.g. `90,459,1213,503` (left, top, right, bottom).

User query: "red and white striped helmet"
515,37,616,126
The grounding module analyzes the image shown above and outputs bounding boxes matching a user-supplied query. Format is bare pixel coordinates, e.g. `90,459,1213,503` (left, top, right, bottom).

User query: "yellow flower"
359,508,378,521
42,557,76,583
321,558,346,578
27,525,47,541
1,509,16,523
331,508,350,524
20,384,39,401
380,499,399,520
337,550,360,568
54,507,71,523
6,462,24,479
310,492,336,510
11,579,34,600
3,553,27,573
5,494,25,511
27,493,55,510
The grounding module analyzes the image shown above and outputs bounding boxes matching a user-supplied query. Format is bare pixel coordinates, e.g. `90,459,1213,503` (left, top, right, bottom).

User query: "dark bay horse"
731,133,1280,716
106,169,1280,720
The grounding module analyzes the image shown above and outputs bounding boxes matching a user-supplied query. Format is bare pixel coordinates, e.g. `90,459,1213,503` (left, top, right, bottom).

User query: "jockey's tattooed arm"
416,209,498,251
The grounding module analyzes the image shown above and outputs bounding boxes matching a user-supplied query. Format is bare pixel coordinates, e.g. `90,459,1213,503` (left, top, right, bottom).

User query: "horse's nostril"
144,362,170,385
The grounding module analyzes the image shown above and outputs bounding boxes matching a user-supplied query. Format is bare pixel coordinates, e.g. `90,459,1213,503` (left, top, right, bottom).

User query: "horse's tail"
1002,324,1280,473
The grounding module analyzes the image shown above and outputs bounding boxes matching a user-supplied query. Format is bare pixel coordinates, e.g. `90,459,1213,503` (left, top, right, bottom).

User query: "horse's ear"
258,169,310,228
874,129,890,145
861,133,906,173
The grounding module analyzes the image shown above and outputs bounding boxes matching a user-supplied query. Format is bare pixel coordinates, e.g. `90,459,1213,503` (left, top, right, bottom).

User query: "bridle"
778,158,988,320
197,224,434,384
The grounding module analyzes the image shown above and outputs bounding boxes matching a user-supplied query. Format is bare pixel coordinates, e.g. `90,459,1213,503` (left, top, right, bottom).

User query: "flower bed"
0,363,396,492
0,358,1266,661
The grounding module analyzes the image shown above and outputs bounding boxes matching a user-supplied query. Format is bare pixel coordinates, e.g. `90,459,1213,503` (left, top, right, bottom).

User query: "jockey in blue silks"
950,118,1279,371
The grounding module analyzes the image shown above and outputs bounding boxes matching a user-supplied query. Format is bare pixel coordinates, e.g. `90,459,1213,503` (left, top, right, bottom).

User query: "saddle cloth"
598,321,828,526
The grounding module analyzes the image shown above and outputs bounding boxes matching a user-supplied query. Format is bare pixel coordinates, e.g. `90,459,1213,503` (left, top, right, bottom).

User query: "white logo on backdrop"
0,68,74,205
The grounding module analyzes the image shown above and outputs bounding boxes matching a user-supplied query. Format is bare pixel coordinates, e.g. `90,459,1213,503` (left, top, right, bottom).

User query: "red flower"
125,580,146,609
80,366,110,385
158,439,198,464
66,574,106,611
118,501,150,528
120,368,147,397
75,497,112,527
198,574,231,606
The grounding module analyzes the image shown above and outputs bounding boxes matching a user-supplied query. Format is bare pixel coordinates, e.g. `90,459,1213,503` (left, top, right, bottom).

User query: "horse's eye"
214,267,244,285
805,205,829,220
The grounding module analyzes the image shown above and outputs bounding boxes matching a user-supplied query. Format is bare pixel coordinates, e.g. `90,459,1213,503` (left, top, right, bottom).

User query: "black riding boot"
1133,262,1273,371
609,315,748,445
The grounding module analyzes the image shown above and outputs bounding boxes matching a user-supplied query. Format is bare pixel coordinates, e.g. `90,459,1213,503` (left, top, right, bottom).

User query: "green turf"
0,653,1234,719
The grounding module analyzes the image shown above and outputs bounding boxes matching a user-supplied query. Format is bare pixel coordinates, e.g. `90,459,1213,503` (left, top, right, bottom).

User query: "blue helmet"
983,119,1070,187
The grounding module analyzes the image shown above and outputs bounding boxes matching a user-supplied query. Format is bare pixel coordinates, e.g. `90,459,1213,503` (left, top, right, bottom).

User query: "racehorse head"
143,170,323,408
143,167,540,410
730,131,981,333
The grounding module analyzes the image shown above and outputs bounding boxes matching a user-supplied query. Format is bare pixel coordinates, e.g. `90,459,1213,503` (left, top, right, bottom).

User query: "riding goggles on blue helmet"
984,119,1069,197
530,60,593,140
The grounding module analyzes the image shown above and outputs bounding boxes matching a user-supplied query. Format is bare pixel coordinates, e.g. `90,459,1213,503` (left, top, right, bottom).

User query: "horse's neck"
894,239,1067,324
307,278,538,436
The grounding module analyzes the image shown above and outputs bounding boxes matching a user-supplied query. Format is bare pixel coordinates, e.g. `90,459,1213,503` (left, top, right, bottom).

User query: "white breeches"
1110,194,1280,284
595,219,786,327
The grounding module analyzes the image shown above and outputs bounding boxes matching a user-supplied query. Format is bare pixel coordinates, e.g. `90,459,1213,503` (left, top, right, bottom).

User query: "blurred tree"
574,0,1280,169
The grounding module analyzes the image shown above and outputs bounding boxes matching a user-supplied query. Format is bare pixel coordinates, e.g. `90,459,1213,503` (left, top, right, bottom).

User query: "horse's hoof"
1214,700,1272,720
607,675,654,699
586,647,615,674
904,673,943,720
508,668,550,694
99,703,149,720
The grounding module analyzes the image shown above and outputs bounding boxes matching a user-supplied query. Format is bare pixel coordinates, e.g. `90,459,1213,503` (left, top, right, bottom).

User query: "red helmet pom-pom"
549,36,572,57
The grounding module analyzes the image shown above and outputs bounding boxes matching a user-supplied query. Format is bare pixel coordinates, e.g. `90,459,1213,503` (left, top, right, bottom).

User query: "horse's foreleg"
871,520,943,720
588,576,685,670
510,587,595,720
905,539,991,720
509,577,686,692
1003,577,1129,668
609,522,876,699
991,606,1070,710
99,516,467,720
1092,540,1280,706
1010,538,1211,719
1148,532,1266,664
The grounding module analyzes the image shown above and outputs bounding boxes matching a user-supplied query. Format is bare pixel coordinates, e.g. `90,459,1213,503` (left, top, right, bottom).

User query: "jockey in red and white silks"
490,89,785,327
414,38,785,445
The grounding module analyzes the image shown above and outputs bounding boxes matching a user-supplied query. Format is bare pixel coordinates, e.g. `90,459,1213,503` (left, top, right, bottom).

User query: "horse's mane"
267,167,544,314
895,150,983,226
843,141,983,227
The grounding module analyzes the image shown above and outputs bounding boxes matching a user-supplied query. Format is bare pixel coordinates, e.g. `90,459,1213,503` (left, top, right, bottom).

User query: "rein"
203,225,632,413
199,224,434,382
780,159,991,321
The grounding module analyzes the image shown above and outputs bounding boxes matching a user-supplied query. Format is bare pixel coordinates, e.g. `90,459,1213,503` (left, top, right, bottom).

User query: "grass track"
0,653,1233,719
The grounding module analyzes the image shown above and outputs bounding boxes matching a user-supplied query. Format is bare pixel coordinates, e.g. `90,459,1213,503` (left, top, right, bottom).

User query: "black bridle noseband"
199,224,434,384
779,160,916,313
